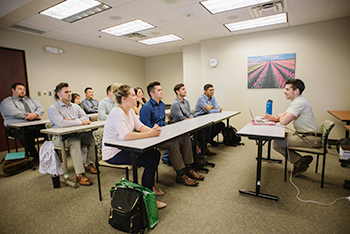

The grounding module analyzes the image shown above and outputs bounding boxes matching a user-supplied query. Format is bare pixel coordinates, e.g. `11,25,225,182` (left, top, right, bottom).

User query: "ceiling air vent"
250,1,284,18
122,32,147,39
9,25,45,35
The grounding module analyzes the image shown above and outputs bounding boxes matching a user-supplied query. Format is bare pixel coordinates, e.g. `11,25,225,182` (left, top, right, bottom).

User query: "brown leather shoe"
205,148,217,155
76,173,92,186
186,169,204,180
176,174,199,186
85,164,97,174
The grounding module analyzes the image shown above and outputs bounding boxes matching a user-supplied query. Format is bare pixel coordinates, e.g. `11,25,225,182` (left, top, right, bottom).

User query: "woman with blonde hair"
102,83,166,209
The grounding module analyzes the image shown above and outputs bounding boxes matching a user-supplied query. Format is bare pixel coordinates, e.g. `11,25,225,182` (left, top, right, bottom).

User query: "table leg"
346,121,350,138
239,139,278,201
131,152,138,184
260,140,282,163
59,135,78,188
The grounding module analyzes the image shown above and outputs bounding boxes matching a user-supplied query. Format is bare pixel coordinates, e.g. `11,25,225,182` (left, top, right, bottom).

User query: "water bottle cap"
267,99,273,103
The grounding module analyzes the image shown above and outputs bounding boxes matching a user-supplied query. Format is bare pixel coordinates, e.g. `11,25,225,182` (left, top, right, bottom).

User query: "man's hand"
149,124,161,137
205,105,214,111
24,113,40,121
82,119,91,125
219,107,223,112
263,114,276,122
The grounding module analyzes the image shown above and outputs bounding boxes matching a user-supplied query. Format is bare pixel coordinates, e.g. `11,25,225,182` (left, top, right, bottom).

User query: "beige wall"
183,17,350,139
0,28,145,120
145,52,183,104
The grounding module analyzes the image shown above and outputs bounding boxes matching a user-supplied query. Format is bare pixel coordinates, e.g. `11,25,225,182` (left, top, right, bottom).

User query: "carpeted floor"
0,138,350,234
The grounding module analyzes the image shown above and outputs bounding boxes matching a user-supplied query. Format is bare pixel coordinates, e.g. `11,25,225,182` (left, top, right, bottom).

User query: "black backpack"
222,125,243,146
109,187,148,234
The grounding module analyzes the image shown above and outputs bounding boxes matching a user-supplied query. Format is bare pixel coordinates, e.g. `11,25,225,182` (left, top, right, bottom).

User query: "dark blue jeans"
106,149,160,190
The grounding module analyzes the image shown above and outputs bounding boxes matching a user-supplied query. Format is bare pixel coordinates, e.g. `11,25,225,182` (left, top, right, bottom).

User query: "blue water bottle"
266,99,273,115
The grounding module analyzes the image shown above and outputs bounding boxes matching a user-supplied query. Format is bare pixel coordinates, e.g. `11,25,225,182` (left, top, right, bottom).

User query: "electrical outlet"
37,91,41,97
48,91,52,96
43,91,47,97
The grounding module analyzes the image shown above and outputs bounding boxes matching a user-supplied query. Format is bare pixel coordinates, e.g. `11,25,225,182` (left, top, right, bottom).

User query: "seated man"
98,85,115,120
264,79,321,176
0,82,46,161
81,87,99,114
48,82,97,186
140,81,204,186
170,83,193,123
194,83,225,149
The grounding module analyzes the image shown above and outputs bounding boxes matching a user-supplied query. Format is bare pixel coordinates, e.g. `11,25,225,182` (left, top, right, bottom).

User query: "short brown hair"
147,81,161,97
286,79,305,94
174,83,184,95
54,82,69,99
204,84,213,91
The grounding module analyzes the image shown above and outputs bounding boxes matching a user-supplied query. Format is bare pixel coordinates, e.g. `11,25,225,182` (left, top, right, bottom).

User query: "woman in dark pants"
102,83,166,209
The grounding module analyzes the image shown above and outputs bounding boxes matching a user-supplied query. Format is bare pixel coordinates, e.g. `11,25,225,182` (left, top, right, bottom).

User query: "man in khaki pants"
48,82,97,186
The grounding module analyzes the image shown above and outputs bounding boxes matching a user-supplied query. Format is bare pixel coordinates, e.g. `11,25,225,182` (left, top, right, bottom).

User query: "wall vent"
9,25,45,35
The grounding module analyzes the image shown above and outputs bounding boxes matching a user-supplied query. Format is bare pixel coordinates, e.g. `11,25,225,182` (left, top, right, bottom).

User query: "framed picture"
247,53,295,89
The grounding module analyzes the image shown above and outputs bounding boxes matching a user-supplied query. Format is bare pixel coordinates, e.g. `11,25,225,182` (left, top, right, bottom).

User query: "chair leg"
315,154,320,173
321,154,326,188
125,168,129,181
94,146,102,201
284,147,288,181
14,138,18,152
5,132,10,153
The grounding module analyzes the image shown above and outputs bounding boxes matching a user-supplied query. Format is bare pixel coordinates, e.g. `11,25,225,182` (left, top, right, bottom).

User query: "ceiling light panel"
101,19,156,36
40,0,110,23
224,13,287,32
200,0,273,14
138,34,183,45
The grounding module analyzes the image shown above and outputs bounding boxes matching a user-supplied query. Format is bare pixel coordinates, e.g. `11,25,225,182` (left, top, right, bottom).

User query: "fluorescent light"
138,34,183,45
40,0,110,23
101,19,156,36
224,13,287,32
200,0,272,14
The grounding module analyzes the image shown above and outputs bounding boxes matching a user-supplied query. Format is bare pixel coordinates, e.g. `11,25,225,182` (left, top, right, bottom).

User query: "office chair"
286,120,335,188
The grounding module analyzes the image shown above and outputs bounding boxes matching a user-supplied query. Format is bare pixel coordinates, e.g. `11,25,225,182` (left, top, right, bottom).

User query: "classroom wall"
0,28,146,120
182,17,350,139
145,52,183,104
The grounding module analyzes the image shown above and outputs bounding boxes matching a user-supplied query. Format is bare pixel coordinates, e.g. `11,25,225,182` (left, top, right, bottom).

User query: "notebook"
248,108,275,125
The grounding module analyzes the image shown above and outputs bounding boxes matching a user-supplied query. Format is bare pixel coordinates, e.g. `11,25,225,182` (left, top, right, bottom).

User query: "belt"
299,132,322,137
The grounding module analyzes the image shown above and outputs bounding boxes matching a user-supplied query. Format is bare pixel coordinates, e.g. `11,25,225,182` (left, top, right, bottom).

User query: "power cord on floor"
285,136,349,205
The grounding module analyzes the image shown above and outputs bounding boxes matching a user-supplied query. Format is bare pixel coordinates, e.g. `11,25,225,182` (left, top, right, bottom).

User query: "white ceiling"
1,0,349,57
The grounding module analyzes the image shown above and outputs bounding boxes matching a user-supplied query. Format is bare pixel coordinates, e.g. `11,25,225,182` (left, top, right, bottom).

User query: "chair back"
92,127,104,155
319,120,335,146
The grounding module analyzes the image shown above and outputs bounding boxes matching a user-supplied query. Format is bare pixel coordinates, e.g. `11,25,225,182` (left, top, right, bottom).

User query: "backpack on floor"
109,186,148,233
222,125,243,146
1,156,34,177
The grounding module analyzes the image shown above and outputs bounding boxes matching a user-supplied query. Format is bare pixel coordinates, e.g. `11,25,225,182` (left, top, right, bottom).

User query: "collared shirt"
81,98,99,114
98,96,115,120
286,95,319,133
194,93,220,117
48,100,88,128
0,96,45,126
139,98,166,128
170,97,193,123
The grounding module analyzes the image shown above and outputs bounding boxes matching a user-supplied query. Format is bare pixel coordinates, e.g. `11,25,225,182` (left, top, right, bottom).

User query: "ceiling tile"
117,0,164,18
325,0,350,20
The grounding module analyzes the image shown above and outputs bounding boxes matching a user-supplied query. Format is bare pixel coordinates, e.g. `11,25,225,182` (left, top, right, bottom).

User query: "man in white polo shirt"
264,79,321,176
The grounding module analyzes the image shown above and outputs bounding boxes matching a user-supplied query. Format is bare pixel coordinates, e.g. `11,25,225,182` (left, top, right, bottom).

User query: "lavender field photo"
247,53,296,89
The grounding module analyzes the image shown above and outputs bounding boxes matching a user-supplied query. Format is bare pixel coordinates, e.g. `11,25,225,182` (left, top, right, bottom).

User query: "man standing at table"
194,84,225,148
264,79,321,176
0,82,46,161
48,82,97,186
98,84,115,120
81,87,99,114
140,81,204,186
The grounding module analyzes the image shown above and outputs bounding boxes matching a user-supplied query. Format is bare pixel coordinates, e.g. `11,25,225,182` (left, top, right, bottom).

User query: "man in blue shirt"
194,84,225,147
140,81,204,186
